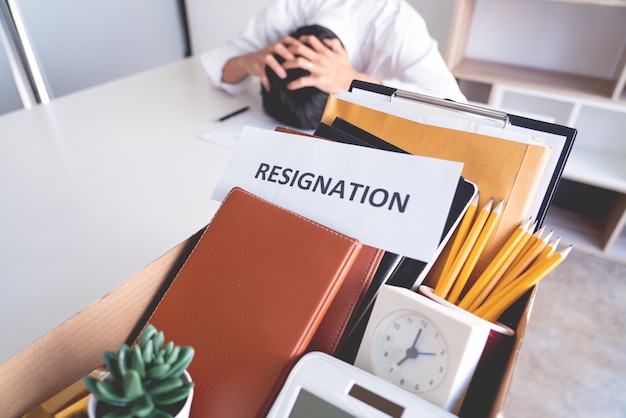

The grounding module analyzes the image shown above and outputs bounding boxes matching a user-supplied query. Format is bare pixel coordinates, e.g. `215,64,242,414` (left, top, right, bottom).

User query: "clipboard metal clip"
349,80,510,128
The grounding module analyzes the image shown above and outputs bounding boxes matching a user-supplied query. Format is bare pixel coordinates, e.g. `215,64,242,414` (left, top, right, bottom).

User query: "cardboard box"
0,231,203,418
0,227,534,418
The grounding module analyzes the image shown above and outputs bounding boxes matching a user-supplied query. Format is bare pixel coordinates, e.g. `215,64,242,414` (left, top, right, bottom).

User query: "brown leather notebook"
273,126,386,355
308,245,383,354
145,187,362,417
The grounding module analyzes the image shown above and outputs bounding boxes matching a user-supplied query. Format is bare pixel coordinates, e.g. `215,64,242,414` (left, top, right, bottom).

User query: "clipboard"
347,80,577,229
320,82,576,364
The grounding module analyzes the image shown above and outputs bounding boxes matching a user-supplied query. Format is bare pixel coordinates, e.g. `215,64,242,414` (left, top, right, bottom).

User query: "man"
202,0,465,126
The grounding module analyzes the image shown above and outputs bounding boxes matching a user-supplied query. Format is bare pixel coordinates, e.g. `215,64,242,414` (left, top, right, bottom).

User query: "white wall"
186,0,271,55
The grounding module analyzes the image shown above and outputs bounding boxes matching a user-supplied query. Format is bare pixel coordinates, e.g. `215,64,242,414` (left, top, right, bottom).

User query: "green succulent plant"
83,324,195,418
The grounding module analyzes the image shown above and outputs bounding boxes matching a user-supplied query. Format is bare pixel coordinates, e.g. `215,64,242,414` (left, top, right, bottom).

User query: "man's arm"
221,37,296,91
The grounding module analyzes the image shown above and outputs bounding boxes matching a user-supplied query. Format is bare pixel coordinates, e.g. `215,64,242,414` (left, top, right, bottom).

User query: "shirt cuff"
200,49,253,95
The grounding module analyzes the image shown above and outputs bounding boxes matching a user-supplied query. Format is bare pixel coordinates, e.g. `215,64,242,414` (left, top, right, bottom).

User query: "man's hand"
221,33,380,93
281,35,381,94
221,35,298,91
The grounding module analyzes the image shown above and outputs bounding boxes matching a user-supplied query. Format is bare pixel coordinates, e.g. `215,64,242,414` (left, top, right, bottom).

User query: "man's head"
261,24,340,130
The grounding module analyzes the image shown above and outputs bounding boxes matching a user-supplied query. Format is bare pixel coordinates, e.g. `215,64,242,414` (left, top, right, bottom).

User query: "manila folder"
321,95,551,279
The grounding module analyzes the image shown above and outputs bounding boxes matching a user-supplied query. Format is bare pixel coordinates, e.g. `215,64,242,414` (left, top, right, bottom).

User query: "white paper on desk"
199,104,278,147
200,103,315,147
212,126,463,261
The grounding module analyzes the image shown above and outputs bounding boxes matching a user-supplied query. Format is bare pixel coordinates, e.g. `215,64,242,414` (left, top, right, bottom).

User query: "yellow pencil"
538,236,560,260
462,219,535,311
507,225,548,270
474,245,572,322
491,227,553,296
433,197,493,299
457,218,533,311
446,198,503,304
440,193,479,280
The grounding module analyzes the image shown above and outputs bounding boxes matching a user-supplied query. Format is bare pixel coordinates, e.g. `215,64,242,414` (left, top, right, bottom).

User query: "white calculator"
266,352,456,418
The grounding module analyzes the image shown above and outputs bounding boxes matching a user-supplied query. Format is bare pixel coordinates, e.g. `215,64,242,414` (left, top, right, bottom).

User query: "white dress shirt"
201,0,466,102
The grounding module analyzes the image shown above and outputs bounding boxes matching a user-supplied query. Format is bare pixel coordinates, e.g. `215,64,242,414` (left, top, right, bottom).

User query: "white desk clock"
354,284,490,414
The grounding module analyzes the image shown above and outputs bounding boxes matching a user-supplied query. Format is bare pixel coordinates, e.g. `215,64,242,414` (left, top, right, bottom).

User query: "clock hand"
397,328,423,366
411,328,422,349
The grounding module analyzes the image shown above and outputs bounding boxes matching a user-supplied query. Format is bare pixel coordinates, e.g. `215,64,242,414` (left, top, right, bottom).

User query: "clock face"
372,309,449,394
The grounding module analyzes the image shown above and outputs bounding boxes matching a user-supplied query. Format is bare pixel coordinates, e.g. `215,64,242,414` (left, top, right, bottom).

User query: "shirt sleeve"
374,2,466,102
381,41,467,103
200,0,310,95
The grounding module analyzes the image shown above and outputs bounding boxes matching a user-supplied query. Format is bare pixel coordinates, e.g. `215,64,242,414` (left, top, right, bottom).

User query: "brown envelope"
321,95,551,284
145,187,362,417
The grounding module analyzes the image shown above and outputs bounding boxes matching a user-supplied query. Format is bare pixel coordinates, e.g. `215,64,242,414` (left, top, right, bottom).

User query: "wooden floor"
503,248,626,417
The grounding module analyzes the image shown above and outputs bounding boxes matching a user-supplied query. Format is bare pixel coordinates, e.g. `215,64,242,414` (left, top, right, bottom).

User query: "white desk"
0,57,260,364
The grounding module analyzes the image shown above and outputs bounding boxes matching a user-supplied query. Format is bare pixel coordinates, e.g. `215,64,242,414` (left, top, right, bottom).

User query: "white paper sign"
212,126,463,261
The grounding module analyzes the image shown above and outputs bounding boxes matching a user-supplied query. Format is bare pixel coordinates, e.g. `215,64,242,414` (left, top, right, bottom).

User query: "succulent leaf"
131,394,155,417
146,363,171,380
163,341,174,357
138,324,157,349
82,376,101,398
155,349,165,364
117,344,131,376
153,331,165,352
122,369,144,399
146,410,173,418
163,346,180,365
93,379,133,405
153,386,193,405
102,407,135,418
103,351,122,381
131,345,146,378
164,347,194,379
142,339,154,364
146,377,183,396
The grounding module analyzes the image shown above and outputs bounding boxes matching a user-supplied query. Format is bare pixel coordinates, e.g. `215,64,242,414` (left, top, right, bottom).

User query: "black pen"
217,106,250,122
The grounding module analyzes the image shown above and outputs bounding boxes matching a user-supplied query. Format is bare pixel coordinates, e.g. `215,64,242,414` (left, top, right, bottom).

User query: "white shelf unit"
443,0,626,262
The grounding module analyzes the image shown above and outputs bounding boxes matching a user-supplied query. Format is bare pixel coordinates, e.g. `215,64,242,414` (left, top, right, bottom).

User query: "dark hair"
261,24,340,130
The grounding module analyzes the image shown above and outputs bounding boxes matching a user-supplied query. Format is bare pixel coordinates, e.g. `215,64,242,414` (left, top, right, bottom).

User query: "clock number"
414,383,420,391
393,322,400,330
384,350,389,358
400,379,405,386
421,320,428,328
440,348,446,356
429,379,434,386
439,366,444,374
388,366,394,373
